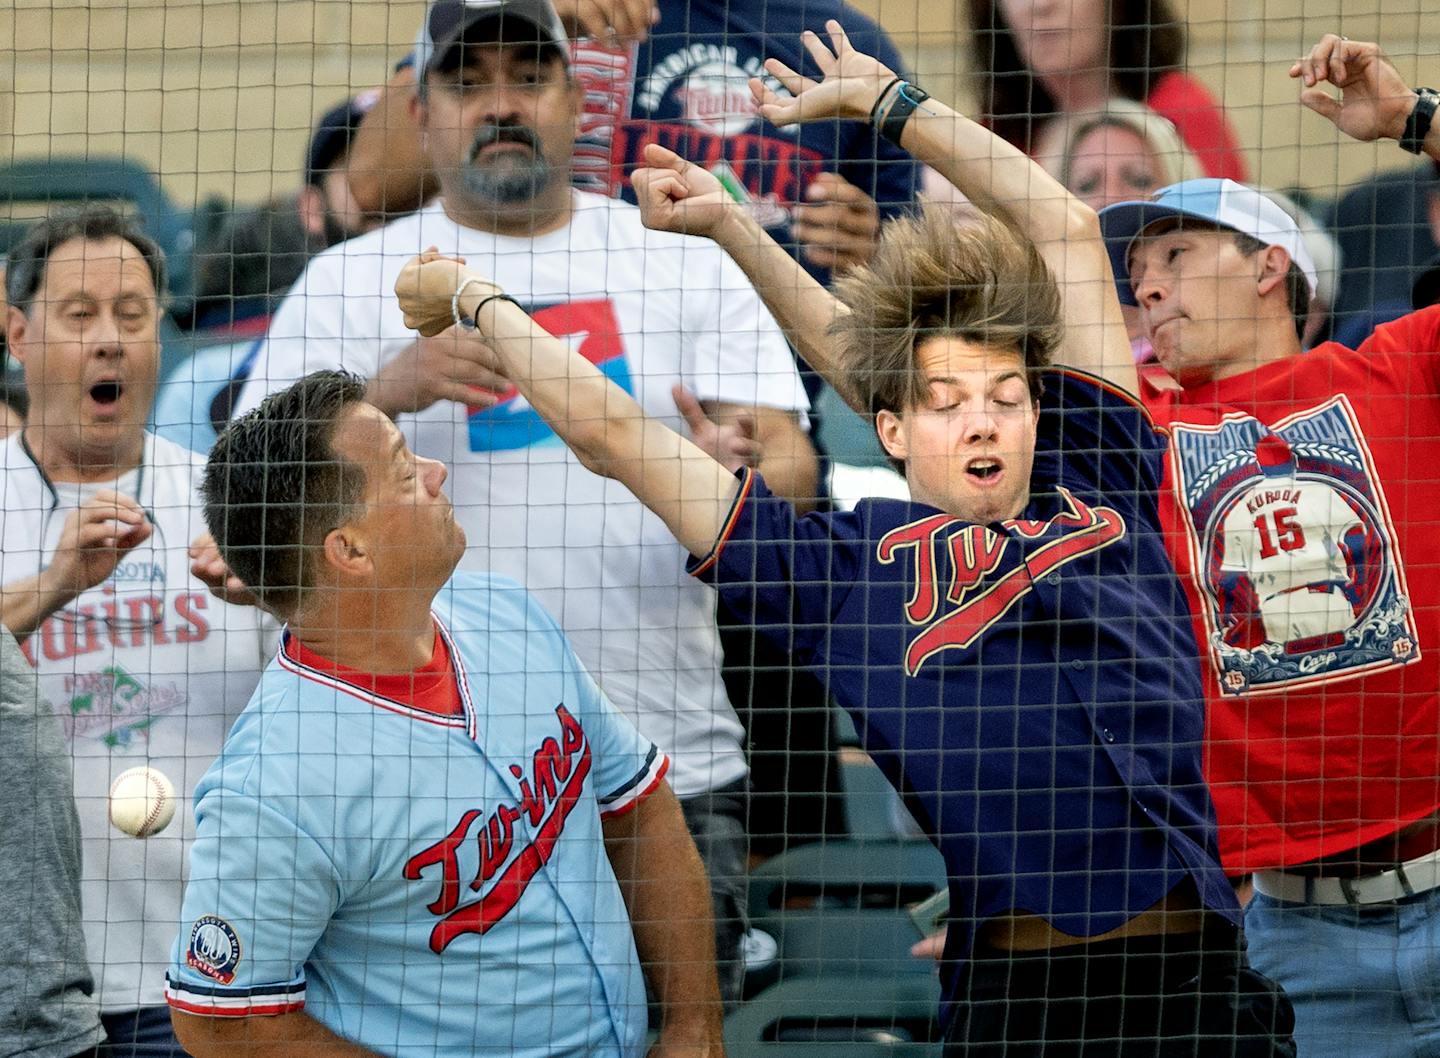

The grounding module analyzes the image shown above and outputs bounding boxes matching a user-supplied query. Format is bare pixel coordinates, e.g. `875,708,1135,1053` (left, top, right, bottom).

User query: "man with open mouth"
394,22,1298,1057
0,206,276,1058
230,0,819,1005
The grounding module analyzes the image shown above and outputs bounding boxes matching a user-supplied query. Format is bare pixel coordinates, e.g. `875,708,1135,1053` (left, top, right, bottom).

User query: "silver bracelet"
452,276,491,331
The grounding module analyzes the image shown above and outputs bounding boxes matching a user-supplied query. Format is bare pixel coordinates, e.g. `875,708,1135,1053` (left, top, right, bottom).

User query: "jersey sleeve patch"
598,746,670,820
184,914,243,985
164,973,306,1018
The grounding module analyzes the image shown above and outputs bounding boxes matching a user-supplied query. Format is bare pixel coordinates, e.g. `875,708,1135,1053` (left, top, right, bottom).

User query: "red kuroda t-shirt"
284,624,464,718
1141,305,1440,872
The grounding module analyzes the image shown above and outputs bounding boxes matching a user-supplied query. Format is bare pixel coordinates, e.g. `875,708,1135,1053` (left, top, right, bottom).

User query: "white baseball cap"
1098,178,1320,307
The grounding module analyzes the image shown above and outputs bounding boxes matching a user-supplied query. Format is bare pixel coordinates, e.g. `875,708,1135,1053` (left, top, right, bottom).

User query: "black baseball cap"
305,97,371,186
415,0,570,78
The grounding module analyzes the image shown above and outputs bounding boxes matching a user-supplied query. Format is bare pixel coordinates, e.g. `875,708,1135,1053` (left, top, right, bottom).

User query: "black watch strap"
1401,87,1440,155
878,82,931,146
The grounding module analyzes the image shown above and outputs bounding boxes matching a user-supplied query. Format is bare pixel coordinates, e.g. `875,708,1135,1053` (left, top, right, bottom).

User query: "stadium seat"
725,973,942,1057
749,840,946,922
745,840,946,982
839,751,927,842
0,156,201,315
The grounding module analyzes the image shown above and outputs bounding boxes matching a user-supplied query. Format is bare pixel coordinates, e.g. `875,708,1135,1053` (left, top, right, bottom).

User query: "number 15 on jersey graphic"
1169,396,1419,695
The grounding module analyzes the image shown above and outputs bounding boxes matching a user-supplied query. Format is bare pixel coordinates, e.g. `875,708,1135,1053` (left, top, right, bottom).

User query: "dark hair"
194,196,320,309
202,370,369,615
0,372,28,418
829,204,1061,424
1232,232,1312,340
968,0,1185,152
5,205,167,316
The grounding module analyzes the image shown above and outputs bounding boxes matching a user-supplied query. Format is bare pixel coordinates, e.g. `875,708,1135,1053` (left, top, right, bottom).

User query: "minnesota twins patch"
186,915,242,985
1168,394,1420,695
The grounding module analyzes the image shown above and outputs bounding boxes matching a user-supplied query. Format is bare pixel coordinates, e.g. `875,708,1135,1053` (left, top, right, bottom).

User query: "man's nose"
85,311,124,355
421,456,448,494
960,405,1000,444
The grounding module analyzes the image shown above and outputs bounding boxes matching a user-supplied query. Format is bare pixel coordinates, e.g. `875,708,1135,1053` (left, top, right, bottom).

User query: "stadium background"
4,0,1439,211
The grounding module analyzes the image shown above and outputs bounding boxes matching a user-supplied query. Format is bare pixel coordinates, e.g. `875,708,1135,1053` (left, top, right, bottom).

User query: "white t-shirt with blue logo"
235,192,809,798
0,431,277,1011
166,573,666,1058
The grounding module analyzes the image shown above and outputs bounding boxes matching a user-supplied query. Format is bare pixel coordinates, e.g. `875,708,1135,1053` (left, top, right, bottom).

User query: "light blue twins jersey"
166,573,667,1058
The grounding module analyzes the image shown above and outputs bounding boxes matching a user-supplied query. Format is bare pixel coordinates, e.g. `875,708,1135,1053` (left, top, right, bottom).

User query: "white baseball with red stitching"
108,766,177,839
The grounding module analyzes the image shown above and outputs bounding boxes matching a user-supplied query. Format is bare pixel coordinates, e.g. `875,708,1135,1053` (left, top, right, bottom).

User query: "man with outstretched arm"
1089,35,1440,1056
395,26,1295,1056
166,372,722,1058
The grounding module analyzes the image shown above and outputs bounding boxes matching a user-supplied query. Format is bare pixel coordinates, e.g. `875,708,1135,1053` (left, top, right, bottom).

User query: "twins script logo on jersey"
878,488,1126,675
1168,396,1419,694
466,299,632,452
402,704,592,953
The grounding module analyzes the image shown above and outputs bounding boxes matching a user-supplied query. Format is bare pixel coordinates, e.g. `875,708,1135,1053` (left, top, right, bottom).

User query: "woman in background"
1035,99,1203,359
968,0,1249,180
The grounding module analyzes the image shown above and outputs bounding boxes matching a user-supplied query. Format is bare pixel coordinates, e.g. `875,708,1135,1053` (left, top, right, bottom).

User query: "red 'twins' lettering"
402,704,591,953
877,491,1126,675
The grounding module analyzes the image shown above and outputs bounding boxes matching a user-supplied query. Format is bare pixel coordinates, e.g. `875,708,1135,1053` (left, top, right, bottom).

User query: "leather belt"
1252,848,1440,905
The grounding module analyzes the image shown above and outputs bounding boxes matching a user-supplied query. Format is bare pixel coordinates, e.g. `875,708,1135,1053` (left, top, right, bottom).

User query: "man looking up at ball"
166,371,722,1058
0,207,275,1057
394,25,1295,1056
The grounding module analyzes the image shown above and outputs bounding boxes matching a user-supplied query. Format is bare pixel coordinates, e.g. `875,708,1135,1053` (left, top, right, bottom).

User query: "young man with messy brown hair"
393,24,1296,1054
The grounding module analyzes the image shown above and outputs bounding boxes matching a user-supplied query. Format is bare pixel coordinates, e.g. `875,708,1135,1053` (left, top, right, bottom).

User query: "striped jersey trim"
164,975,305,1018
598,749,670,821
689,467,756,577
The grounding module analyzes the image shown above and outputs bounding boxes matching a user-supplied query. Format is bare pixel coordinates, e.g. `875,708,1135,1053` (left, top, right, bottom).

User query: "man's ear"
321,526,371,579
295,186,327,239
6,305,30,366
1256,245,1292,299
875,408,908,463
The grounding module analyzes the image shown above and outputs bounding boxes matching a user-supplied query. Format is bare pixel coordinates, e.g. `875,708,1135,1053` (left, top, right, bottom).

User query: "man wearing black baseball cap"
300,96,387,247
231,0,819,1012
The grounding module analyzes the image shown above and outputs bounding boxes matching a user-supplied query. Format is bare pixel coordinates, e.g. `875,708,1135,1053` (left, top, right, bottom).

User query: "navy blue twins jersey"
569,0,919,283
689,369,1239,1002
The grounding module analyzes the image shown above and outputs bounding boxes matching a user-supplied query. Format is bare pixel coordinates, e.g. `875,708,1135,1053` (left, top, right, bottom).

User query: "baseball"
108,766,177,838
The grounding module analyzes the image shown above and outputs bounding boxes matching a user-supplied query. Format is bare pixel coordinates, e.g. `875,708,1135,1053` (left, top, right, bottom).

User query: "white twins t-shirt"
0,433,276,1011
236,192,810,797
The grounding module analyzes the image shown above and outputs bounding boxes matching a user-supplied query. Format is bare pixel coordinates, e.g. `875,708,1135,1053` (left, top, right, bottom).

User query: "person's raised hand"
1290,35,1417,142
394,247,491,338
631,143,733,240
673,385,762,473
749,20,895,128
554,0,660,47
188,532,264,610
44,491,152,598
791,172,881,272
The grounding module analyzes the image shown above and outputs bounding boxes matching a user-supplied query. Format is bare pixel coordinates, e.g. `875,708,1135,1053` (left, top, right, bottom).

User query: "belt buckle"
1340,863,1416,905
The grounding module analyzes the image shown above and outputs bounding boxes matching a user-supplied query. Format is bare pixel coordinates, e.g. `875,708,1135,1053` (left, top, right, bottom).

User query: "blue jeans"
95,1007,189,1058
1245,887,1440,1057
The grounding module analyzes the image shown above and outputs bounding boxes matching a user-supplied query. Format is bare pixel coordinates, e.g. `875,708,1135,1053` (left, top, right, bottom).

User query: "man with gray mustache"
231,0,818,1007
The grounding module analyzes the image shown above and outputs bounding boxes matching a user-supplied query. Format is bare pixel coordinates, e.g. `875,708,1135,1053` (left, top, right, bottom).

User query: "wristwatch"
1400,87,1440,154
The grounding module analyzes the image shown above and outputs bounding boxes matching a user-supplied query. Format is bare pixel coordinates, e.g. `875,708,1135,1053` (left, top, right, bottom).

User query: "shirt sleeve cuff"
598,746,670,821
686,467,756,579
165,974,306,1018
